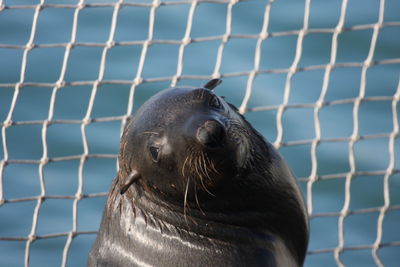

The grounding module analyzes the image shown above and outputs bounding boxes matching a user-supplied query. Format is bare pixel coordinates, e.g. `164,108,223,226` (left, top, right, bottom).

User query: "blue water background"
0,0,399,266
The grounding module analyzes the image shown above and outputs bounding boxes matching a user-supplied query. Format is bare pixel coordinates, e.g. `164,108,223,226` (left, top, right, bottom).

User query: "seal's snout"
196,120,225,148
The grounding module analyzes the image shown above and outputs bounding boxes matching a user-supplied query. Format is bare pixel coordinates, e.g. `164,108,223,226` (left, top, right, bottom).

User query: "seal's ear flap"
120,170,141,195
203,79,222,90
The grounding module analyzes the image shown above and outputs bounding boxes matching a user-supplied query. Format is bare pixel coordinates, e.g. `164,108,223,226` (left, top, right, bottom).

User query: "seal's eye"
209,96,221,109
149,146,160,162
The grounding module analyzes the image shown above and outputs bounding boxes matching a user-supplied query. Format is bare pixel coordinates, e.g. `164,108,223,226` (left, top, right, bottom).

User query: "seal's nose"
196,120,225,148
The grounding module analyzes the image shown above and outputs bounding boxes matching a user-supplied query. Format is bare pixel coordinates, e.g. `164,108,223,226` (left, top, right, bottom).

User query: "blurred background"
0,0,399,266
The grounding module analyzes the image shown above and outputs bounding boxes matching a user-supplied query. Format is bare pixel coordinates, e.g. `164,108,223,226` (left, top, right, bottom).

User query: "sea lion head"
108,79,308,265
93,80,309,267
118,79,258,206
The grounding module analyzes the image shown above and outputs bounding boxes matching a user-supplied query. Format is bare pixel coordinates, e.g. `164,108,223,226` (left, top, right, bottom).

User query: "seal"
88,79,309,267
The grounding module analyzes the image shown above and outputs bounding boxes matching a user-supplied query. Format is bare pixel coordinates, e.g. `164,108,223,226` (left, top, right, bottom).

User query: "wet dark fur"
88,84,309,266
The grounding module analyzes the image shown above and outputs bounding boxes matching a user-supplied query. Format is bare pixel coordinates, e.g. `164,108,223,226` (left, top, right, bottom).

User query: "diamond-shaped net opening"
0,0,399,266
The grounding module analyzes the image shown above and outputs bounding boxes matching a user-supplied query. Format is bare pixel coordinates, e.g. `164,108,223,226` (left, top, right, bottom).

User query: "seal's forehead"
132,86,216,131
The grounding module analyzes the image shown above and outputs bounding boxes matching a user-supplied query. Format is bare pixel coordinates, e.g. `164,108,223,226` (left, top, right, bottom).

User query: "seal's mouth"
181,118,249,195
181,147,220,189
179,137,245,219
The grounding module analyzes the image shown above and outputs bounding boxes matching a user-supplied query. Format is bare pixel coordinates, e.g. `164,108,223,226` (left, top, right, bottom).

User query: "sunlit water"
0,0,399,266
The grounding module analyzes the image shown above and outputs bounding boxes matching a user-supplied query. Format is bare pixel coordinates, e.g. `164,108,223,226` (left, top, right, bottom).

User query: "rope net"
0,0,399,266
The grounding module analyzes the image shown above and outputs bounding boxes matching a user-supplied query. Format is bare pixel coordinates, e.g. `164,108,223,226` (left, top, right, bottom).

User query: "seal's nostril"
196,120,225,148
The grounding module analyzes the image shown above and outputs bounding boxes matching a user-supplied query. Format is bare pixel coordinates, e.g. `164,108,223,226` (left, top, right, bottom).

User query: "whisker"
201,152,213,182
194,152,203,180
199,151,216,196
194,183,205,216
183,175,191,228
198,152,208,180
207,155,219,174
181,154,190,178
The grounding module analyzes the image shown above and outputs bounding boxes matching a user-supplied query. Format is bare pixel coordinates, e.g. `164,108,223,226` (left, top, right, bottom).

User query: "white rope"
0,1,399,266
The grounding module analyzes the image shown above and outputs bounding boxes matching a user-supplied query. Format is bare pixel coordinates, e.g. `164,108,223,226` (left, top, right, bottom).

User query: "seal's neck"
108,169,308,266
